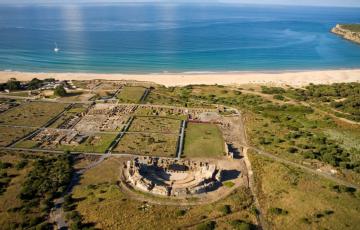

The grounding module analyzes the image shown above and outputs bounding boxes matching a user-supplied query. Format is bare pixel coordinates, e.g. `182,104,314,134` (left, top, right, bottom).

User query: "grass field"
183,123,225,158
128,116,181,134
57,91,95,102
93,90,115,100
117,86,146,103
0,126,34,147
146,91,185,106
71,157,257,229
249,151,360,230
0,101,67,127
14,139,38,149
113,133,178,157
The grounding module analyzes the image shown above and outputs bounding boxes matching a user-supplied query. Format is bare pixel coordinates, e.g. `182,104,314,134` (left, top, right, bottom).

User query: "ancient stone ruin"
123,156,222,197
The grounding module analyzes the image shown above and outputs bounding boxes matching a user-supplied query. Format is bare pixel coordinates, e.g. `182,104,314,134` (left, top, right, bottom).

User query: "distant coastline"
332,24,360,44
1,69,360,87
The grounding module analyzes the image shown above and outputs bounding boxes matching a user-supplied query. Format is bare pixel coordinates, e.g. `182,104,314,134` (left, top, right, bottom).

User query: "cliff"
331,24,360,44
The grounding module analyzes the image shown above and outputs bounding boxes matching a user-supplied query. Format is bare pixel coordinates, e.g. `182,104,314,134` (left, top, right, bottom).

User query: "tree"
54,85,67,97
6,78,21,90
27,78,43,90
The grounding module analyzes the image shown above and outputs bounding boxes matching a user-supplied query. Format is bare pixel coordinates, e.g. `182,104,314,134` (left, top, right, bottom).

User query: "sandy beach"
0,69,360,87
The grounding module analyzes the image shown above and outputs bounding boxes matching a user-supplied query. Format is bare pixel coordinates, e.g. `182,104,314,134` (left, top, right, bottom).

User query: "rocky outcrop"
331,24,360,44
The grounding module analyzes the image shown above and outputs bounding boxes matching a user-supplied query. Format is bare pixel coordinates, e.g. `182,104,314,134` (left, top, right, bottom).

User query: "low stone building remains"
32,129,88,147
75,104,137,132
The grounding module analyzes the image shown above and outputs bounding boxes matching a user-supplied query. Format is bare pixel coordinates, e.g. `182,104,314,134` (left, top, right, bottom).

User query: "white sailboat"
54,42,59,52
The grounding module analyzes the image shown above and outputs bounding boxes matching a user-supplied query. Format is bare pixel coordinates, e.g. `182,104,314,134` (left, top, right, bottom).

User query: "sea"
0,3,360,73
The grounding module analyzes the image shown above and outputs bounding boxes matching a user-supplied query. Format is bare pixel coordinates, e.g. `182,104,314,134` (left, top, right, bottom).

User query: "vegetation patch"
128,116,181,134
183,123,224,158
286,83,360,121
0,126,34,147
117,86,146,103
0,101,67,127
340,24,360,32
249,151,360,230
113,133,178,157
0,153,72,229
223,181,235,188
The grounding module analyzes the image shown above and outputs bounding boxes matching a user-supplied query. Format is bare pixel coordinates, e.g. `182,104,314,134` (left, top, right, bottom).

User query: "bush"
261,86,286,94
269,207,288,215
35,222,52,230
176,209,187,216
196,221,216,230
54,85,67,97
219,204,231,215
0,161,12,169
29,216,43,227
332,185,357,194
287,147,298,154
230,220,253,230
273,94,285,101
15,160,28,170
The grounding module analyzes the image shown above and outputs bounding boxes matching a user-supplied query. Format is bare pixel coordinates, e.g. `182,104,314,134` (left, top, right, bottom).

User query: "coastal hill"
332,24,360,44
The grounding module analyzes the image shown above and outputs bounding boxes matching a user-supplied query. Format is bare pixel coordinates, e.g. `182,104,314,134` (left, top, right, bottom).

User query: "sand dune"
0,69,360,87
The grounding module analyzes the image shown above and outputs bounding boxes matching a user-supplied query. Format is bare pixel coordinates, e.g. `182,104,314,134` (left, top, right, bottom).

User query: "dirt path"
236,115,268,230
218,113,267,230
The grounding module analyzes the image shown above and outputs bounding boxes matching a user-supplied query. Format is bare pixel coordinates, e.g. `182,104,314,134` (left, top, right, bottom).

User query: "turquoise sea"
0,4,360,73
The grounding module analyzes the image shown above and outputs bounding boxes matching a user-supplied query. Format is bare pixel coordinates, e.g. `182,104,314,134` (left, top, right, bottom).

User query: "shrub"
54,85,67,97
15,160,28,170
269,207,288,215
332,185,356,194
176,209,187,216
219,204,231,215
0,161,12,169
261,86,286,95
35,222,52,230
273,94,285,101
287,147,298,154
196,221,216,230
28,216,43,227
230,220,252,230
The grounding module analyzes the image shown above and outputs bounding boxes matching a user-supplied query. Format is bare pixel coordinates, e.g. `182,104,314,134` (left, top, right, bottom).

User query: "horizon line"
0,2,360,8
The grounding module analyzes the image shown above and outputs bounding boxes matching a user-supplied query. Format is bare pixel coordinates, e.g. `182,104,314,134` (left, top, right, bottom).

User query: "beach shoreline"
1,69,360,87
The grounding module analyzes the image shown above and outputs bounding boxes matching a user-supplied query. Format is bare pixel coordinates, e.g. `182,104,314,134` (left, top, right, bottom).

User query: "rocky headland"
332,24,360,44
